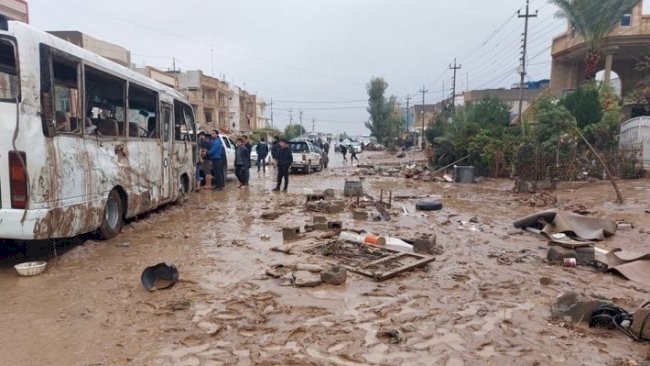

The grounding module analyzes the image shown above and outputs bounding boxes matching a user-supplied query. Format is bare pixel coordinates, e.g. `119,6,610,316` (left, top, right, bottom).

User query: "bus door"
161,102,172,200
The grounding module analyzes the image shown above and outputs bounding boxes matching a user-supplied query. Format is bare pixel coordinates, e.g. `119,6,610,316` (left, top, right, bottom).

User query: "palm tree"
550,0,639,79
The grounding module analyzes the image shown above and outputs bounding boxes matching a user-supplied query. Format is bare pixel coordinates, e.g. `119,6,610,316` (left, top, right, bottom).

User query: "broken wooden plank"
377,256,436,281
360,253,403,269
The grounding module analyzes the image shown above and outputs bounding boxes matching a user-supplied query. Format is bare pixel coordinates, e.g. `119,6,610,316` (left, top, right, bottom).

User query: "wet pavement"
1,150,649,365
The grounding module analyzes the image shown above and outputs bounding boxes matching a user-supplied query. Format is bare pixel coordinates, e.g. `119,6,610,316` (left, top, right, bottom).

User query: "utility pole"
449,58,462,111
172,57,176,72
299,110,303,135
312,117,316,133
289,108,293,127
405,94,411,131
269,99,273,129
418,85,428,149
442,80,445,108
518,0,537,134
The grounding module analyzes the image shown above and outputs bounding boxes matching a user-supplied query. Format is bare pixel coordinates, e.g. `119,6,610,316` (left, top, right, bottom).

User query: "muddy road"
1,151,649,365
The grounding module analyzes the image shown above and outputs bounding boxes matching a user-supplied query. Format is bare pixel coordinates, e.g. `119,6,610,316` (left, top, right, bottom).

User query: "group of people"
339,143,359,164
196,131,294,192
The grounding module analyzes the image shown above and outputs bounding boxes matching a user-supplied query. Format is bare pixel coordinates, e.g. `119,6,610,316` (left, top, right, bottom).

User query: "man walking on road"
340,143,348,163
273,138,293,192
208,130,225,191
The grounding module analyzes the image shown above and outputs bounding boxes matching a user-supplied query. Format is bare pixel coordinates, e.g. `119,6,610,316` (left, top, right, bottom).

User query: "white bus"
0,17,197,240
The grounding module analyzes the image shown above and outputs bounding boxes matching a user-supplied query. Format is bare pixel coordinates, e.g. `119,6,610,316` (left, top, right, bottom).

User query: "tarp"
598,248,650,287
513,209,617,241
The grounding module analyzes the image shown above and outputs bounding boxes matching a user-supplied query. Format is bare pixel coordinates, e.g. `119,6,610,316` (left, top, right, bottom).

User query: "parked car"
349,142,363,154
250,144,272,166
314,145,329,168
288,140,323,174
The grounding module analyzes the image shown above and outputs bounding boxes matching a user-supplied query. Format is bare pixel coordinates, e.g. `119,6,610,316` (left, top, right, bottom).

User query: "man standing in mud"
234,137,250,188
208,130,225,191
271,136,280,166
242,135,252,186
273,138,292,192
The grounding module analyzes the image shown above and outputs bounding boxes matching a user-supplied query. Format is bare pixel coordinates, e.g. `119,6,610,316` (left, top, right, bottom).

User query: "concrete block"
547,245,594,265
282,227,301,241
353,210,369,220
313,216,327,223
314,223,329,231
328,221,343,230
413,235,442,255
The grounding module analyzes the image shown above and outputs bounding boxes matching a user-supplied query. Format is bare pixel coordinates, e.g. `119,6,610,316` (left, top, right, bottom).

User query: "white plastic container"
338,231,362,243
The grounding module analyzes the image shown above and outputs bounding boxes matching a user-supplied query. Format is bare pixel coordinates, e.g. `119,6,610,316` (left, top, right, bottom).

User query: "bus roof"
4,20,188,102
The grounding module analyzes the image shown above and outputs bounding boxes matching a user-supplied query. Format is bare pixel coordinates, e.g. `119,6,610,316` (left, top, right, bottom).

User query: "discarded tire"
415,201,443,211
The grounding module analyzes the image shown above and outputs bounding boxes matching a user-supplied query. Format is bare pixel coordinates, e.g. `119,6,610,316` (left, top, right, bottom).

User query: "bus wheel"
97,190,124,240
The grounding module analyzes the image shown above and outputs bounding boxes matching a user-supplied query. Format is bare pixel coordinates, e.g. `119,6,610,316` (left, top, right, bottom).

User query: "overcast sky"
28,0,566,135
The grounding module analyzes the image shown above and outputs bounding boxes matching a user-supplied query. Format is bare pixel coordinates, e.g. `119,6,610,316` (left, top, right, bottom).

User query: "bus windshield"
0,39,18,101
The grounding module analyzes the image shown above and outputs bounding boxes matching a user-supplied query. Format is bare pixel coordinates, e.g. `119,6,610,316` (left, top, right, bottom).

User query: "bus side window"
0,39,19,101
127,83,158,139
52,57,81,135
84,66,125,137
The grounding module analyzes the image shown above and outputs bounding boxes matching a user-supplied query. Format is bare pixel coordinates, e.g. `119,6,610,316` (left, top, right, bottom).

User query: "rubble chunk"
282,227,301,241
550,291,607,323
293,271,322,287
413,235,443,255
321,265,347,285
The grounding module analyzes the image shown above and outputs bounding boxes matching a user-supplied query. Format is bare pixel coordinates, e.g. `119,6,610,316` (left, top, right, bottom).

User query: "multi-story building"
229,85,241,131
239,89,258,131
173,70,223,130
550,1,650,97
48,31,131,67
0,0,28,23
256,99,270,130
133,66,178,89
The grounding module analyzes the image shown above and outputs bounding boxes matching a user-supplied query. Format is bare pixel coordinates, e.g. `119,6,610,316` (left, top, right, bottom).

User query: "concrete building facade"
0,0,28,23
48,31,131,67
229,85,241,131
134,66,178,89
550,1,650,97
174,70,224,130
239,89,258,131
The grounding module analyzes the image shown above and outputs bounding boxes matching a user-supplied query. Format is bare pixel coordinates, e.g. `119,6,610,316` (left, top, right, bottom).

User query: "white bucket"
338,231,362,243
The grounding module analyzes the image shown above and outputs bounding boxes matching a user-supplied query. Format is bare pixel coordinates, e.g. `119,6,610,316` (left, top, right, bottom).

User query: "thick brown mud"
1,151,649,365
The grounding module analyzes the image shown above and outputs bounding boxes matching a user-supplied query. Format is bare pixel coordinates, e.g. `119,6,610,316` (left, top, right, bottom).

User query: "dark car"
314,145,329,168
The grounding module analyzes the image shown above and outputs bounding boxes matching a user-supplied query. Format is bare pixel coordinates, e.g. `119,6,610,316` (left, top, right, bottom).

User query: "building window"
620,13,632,27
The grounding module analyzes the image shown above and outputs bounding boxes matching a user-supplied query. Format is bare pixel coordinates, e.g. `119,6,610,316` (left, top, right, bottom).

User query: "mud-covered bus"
0,17,196,240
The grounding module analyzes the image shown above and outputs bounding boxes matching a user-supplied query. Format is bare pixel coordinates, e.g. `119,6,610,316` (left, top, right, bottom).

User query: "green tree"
550,0,638,79
365,77,402,148
560,83,603,129
284,124,306,140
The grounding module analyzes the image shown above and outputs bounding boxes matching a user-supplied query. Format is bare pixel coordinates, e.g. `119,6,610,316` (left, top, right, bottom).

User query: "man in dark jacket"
256,137,270,172
271,136,280,164
234,137,250,188
242,135,252,186
208,130,225,191
273,138,293,192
